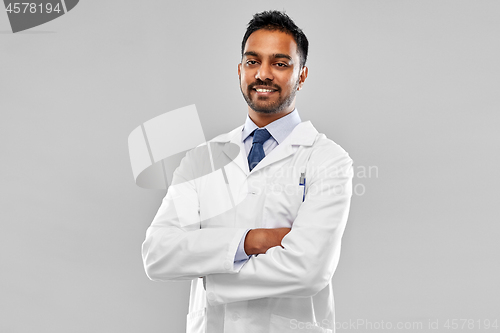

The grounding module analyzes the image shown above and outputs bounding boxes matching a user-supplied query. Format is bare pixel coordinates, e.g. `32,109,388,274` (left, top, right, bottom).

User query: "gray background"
1,1,499,332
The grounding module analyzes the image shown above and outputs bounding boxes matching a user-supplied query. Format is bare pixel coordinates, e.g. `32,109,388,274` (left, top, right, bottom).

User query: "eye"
246,60,258,65
275,63,288,68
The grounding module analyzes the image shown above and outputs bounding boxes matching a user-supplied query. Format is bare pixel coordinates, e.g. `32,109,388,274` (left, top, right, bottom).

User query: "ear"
238,63,242,79
297,66,308,91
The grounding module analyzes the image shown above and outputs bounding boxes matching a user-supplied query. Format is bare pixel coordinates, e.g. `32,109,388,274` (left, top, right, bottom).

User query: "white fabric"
142,121,353,333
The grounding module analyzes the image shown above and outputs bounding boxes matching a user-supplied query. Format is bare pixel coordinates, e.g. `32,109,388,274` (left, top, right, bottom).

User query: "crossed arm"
244,228,291,255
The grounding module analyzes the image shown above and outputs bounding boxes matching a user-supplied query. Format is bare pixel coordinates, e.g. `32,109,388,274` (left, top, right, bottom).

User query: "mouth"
251,85,279,96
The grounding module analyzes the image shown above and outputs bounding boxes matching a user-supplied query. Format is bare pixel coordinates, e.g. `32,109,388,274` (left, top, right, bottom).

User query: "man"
142,10,353,333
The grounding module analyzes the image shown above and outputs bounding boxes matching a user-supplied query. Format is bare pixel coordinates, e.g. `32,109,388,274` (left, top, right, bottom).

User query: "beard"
240,77,300,114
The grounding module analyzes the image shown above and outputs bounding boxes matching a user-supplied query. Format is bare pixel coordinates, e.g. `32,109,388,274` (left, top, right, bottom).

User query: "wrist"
244,229,266,255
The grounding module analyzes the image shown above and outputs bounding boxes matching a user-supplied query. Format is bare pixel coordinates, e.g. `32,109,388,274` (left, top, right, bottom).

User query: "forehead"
243,29,299,60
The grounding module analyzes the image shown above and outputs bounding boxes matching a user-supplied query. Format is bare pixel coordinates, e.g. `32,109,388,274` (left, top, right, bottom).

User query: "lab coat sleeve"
142,148,248,281
205,140,353,305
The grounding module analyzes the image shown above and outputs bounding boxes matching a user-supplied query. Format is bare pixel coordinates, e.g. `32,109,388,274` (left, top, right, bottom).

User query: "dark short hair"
241,11,309,68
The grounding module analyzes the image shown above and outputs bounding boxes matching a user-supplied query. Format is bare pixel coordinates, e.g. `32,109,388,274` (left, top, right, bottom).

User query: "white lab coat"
142,121,353,333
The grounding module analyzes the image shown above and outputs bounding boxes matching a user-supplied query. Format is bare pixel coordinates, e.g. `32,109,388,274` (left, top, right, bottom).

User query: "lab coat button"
231,312,240,321
223,261,232,270
207,292,216,301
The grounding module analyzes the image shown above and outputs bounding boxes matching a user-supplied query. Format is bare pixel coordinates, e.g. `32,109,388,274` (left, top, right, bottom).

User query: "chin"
252,106,284,115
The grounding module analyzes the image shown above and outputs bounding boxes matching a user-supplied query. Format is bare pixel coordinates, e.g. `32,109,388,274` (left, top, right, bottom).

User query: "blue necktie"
248,128,271,172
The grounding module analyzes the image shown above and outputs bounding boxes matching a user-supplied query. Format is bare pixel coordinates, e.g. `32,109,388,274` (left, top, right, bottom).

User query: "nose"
255,62,273,81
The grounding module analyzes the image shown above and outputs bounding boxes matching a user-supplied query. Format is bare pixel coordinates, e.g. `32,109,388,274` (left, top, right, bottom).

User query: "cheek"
240,75,255,92
280,79,296,92
240,71,253,85
283,73,301,90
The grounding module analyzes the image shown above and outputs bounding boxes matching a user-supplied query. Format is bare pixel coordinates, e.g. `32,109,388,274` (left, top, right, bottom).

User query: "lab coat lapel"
250,121,318,173
212,125,249,176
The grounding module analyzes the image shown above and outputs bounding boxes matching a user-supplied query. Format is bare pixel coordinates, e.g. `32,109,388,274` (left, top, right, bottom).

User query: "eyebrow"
243,51,293,62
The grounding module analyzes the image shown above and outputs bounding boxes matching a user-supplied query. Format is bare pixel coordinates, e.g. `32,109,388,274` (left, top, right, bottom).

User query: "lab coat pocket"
186,309,206,333
270,314,331,332
263,178,304,227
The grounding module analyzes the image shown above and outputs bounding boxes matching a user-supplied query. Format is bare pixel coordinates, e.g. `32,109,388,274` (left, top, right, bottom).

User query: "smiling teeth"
255,88,274,92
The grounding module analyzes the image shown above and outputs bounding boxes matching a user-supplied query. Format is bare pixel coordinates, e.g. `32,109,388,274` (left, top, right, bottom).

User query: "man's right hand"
244,228,291,255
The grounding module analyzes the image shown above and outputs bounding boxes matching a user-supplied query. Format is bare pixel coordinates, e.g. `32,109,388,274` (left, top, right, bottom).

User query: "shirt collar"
241,109,302,144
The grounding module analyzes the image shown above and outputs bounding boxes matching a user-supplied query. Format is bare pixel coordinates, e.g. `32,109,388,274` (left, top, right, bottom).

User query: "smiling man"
239,27,308,123
142,11,353,333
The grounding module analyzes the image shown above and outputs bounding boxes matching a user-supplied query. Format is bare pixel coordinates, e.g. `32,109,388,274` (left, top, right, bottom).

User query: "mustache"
248,80,281,92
